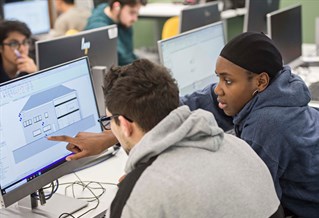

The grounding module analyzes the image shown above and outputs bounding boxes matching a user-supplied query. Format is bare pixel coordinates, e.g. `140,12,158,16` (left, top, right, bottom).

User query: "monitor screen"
36,25,118,71
0,57,101,210
243,0,280,33
3,0,51,35
267,4,302,65
180,2,221,33
158,21,225,95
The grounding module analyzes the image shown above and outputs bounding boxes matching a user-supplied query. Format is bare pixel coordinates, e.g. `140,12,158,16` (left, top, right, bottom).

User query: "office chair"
161,16,180,40
65,29,79,36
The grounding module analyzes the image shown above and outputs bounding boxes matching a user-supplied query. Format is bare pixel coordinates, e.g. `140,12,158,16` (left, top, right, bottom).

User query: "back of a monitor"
180,2,221,33
36,25,118,71
267,4,302,66
243,0,280,33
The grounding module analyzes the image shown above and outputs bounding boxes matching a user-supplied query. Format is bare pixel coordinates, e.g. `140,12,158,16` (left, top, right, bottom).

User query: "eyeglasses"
98,115,133,130
2,38,32,50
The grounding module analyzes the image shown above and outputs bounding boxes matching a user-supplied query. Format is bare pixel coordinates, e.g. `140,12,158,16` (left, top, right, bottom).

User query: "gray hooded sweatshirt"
118,106,279,218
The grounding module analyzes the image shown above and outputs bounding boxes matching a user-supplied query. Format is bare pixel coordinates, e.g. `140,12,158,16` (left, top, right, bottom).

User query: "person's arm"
180,83,233,131
47,130,118,161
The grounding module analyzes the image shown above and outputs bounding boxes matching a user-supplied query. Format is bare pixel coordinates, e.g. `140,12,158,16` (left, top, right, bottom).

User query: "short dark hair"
103,59,180,132
109,0,147,9
0,20,31,44
62,0,75,4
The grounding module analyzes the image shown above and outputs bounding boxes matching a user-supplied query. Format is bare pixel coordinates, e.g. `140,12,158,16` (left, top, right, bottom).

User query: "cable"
57,172,117,218
31,180,59,201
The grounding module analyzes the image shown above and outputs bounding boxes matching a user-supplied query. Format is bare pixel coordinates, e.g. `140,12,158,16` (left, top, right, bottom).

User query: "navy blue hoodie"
181,66,319,217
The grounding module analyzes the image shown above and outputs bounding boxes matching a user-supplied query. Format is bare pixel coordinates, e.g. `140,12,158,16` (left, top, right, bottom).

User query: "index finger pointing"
47,135,74,143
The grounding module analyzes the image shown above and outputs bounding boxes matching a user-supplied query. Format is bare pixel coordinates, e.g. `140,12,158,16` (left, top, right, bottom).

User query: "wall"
280,0,319,43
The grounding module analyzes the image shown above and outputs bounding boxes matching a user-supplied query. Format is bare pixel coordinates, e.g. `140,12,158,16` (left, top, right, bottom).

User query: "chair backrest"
161,16,180,40
65,29,79,36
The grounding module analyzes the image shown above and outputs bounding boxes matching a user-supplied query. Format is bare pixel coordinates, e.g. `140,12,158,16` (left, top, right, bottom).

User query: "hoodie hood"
233,66,311,125
125,106,224,173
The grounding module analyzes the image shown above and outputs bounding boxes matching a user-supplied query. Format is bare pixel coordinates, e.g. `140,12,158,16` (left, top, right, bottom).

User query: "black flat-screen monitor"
243,0,280,33
180,2,221,33
3,0,51,35
158,21,225,95
0,57,102,217
267,4,302,65
36,25,118,70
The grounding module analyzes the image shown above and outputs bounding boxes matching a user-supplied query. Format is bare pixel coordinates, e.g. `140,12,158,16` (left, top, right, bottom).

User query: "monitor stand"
0,193,88,218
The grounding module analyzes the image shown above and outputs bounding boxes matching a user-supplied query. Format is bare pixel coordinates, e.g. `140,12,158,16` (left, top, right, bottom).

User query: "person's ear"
118,116,133,137
256,72,270,92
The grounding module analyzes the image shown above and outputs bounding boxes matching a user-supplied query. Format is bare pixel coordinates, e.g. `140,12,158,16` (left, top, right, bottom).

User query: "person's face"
55,0,63,13
214,56,259,116
118,4,141,27
0,31,30,65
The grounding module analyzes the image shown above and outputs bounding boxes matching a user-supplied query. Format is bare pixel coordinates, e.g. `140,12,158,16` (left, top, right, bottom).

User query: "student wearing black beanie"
48,32,319,217
181,32,319,218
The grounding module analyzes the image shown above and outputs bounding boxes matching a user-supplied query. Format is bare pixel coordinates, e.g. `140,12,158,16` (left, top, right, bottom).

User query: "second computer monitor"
243,0,280,33
3,0,51,35
36,25,118,70
267,4,302,65
179,2,221,33
158,22,225,95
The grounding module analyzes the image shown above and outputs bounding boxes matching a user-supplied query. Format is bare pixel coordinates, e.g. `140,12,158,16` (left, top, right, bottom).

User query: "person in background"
85,0,147,66
102,59,282,217
0,20,37,83
51,0,91,37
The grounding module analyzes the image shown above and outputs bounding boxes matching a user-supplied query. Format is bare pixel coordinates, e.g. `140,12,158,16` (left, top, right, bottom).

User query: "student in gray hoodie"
99,59,282,218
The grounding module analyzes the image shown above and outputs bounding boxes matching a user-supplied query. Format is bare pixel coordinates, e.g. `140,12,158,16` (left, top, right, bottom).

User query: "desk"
56,148,127,218
291,44,319,106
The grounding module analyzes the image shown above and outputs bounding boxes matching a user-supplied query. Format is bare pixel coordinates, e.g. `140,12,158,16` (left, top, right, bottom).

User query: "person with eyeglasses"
49,32,319,217
0,20,37,83
64,58,283,217
85,0,147,66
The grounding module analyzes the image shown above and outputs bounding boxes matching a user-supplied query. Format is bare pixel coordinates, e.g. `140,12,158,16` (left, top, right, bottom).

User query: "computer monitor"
158,21,225,95
180,2,221,33
0,57,102,217
267,4,302,65
3,0,51,35
36,25,118,71
243,0,280,33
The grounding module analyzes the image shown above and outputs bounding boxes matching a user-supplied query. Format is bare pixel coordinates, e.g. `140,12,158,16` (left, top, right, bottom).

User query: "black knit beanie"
220,32,283,80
